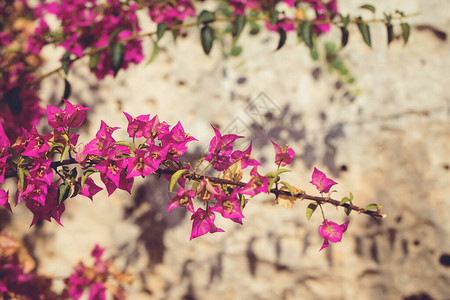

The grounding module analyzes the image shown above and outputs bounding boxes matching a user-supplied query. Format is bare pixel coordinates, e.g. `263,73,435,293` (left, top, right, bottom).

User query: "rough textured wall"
3,0,450,299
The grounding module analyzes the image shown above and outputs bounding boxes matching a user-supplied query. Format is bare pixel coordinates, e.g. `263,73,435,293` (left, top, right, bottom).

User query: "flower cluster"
0,0,44,140
64,244,131,299
0,99,381,251
147,0,196,25
35,0,144,79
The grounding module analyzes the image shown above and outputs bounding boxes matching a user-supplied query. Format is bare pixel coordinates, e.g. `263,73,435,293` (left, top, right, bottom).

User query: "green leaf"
197,10,215,26
89,52,101,71
71,182,81,198
340,14,350,27
339,197,350,205
364,203,378,210
306,202,318,220
169,169,188,192
146,41,160,65
230,44,242,56
360,4,376,13
18,167,24,189
201,26,214,55
279,181,294,196
61,51,71,75
276,28,287,50
49,142,64,152
265,171,276,178
350,192,354,201
239,193,246,211
401,22,410,45
60,144,70,162
301,21,313,48
108,27,127,45
232,14,246,40
81,168,97,187
357,19,371,47
269,10,279,27
267,177,275,193
63,79,71,100
275,169,291,177
310,46,319,60
111,42,125,77
157,22,168,41
115,141,133,149
340,26,349,48
57,183,71,206
386,23,394,45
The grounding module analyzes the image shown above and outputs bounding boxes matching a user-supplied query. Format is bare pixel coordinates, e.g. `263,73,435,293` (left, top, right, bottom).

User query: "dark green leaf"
360,4,376,13
301,21,313,48
61,51,71,75
63,79,71,100
201,26,214,55
146,41,160,65
364,203,378,210
157,22,168,41
111,42,125,77
357,19,372,47
340,26,349,48
71,182,81,198
232,14,246,40
81,168,97,187
197,10,215,26
89,53,101,71
108,27,127,45
386,24,394,45
401,22,410,45
269,10,280,27
306,202,318,220
57,183,71,206
344,206,352,216
276,27,287,50
5,86,22,115
169,169,188,192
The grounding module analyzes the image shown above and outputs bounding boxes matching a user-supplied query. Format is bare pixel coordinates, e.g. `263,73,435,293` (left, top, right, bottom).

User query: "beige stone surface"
3,0,450,299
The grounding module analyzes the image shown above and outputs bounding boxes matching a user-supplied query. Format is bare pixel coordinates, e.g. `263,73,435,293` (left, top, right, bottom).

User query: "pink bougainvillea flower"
25,183,65,227
211,191,245,224
239,166,269,196
28,159,53,185
231,141,261,169
126,149,156,178
271,140,295,167
190,208,224,240
0,189,12,213
167,187,195,213
63,99,91,128
78,177,103,201
318,219,349,251
310,167,337,193
94,158,127,188
205,126,243,171
143,115,170,141
123,112,150,138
